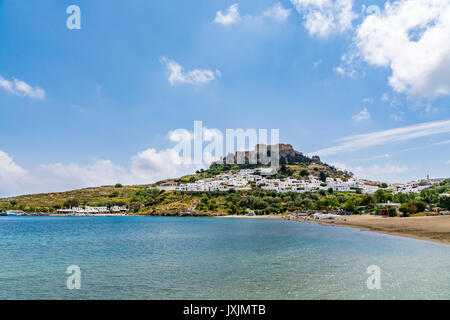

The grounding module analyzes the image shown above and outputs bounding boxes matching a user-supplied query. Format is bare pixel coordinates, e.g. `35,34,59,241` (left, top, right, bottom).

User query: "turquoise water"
0,216,449,300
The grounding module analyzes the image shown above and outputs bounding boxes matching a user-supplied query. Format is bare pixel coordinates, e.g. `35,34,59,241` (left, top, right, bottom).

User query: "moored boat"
4,210,25,216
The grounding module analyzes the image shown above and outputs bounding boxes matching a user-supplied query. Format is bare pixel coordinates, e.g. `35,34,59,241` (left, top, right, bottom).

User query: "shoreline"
214,214,282,219
301,214,450,246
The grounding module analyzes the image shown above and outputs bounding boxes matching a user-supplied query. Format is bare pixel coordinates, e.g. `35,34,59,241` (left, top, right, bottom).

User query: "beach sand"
312,214,450,245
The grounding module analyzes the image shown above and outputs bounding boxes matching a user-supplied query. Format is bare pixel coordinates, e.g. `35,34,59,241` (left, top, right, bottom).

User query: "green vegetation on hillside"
1,174,448,216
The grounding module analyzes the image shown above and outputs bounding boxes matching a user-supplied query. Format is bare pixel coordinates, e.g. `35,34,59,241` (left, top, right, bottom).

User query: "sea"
0,216,449,299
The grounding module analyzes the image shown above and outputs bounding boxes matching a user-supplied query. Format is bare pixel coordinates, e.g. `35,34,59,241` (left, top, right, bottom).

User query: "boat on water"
2,210,25,216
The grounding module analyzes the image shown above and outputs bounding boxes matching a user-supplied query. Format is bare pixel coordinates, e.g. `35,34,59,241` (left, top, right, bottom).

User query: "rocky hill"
209,143,350,179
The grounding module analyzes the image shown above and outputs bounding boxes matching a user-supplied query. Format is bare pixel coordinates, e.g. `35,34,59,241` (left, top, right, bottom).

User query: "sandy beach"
310,214,450,245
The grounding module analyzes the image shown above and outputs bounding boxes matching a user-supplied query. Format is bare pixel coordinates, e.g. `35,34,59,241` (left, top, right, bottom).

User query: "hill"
1,144,447,216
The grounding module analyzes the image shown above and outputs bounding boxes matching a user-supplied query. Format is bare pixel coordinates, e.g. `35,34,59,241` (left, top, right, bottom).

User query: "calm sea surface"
0,216,449,299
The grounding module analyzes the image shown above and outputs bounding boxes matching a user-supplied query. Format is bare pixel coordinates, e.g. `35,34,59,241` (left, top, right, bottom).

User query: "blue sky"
0,0,449,196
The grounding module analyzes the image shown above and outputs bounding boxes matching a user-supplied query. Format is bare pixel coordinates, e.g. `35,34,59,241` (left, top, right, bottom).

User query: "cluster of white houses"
56,206,129,215
158,169,447,195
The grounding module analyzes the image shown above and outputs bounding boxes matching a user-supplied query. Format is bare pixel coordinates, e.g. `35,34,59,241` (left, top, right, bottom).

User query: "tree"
374,189,392,203
344,200,355,212
420,189,439,204
439,196,450,210
115,183,123,188
300,169,309,177
409,200,426,214
319,171,327,182
285,167,295,176
63,198,79,208
380,183,388,188
360,194,374,206
109,191,119,198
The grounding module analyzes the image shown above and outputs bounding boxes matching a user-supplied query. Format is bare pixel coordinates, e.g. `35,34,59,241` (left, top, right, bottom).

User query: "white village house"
157,168,447,196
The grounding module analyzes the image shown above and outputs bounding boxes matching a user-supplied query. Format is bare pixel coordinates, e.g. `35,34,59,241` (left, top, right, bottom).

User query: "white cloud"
264,3,291,21
0,150,35,197
161,57,221,85
0,125,223,196
214,4,240,25
0,76,45,99
354,0,450,98
33,147,202,196
0,150,27,181
334,52,364,78
0,77,14,93
291,0,357,37
310,119,450,156
352,107,371,122
130,148,192,182
446,160,450,165
41,160,129,189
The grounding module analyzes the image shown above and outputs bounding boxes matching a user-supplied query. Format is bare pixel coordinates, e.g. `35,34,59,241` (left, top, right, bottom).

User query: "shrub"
387,207,397,217
409,200,426,214
109,191,120,198
299,169,309,177
399,203,410,217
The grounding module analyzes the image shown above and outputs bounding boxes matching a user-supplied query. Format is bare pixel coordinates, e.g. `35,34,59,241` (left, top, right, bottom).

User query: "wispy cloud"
432,139,450,146
311,119,450,156
291,0,357,38
263,3,291,21
313,59,323,68
352,107,371,122
160,57,221,86
214,3,290,26
0,75,45,99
